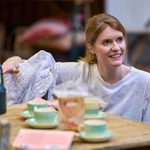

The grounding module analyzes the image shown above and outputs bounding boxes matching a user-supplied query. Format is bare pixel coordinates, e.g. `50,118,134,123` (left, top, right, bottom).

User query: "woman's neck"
98,64,130,84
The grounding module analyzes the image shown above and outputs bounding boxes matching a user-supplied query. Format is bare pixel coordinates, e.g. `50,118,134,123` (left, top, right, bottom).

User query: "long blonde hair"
80,13,126,64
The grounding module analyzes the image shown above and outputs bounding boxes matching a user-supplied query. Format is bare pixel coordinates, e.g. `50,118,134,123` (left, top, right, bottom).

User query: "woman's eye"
103,40,110,46
117,37,123,43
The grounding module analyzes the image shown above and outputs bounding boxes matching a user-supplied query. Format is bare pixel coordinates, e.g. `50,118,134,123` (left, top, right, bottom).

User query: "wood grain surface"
0,104,150,150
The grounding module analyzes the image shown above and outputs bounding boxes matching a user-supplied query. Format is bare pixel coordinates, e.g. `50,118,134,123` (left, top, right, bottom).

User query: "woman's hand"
2,56,23,74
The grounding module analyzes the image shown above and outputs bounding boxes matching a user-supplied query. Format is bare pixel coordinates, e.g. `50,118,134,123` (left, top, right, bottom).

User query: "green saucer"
20,110,33,119
25,117,58,129
80,130,113,142
84,111,106,119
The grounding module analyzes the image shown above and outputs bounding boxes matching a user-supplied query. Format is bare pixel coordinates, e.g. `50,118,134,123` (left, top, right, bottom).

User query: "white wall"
105,0,150,32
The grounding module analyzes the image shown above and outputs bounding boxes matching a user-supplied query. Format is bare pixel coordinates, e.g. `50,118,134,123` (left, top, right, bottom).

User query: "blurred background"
0,0,150,72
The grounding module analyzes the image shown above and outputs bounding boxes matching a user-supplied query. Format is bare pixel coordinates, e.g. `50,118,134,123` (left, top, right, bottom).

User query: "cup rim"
84,119,106,126
27,100,48,105
34,107,56,113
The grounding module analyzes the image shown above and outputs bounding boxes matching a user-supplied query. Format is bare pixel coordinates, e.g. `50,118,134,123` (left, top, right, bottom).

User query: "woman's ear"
87,43,95,54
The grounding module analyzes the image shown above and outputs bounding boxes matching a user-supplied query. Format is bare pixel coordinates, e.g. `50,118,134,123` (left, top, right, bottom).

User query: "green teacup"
27,99,48,115
81,119,107,137
34,107,57,124
84,98,100,116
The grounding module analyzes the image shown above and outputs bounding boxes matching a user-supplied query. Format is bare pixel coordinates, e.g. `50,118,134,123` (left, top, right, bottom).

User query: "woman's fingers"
2,56,23,74
2,64,19,74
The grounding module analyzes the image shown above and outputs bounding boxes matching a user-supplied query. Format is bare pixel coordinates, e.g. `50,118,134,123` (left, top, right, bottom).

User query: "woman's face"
90,26,126,68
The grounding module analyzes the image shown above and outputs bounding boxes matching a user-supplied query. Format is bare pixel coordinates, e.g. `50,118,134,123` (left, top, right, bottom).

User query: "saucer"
84,111,106,119
25,117,58,129
20,110,33,119
80,130,113,142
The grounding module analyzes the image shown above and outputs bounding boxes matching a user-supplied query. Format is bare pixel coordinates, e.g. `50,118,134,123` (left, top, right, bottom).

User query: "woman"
3,13,150,123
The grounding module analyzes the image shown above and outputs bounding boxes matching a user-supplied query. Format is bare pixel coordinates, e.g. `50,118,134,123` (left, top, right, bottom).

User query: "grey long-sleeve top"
4,50,150,123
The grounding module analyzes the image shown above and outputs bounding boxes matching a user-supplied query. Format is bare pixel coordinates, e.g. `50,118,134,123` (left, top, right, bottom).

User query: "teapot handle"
0,64,3,85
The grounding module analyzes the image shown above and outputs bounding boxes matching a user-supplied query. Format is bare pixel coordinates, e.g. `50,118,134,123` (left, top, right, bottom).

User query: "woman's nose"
111,42,120,51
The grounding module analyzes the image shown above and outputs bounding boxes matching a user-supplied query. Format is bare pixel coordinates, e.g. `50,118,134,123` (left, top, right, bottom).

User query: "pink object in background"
33,97,59,107
48,100,59,107
18,17,71,43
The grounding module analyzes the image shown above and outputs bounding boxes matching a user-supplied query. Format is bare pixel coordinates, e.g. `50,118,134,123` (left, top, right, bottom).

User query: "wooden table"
1,104,150,150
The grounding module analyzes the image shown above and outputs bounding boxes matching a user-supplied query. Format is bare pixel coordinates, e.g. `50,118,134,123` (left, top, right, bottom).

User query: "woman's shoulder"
77,61,97,73
130,66,150,81
131,66,150,76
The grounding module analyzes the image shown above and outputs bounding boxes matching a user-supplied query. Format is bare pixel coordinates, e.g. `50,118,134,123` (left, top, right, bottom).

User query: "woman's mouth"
109,53,121,58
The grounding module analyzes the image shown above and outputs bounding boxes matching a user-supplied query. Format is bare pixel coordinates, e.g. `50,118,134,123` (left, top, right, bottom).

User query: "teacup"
84,97,100,116
80,119,107,137
34,107,57,124
27,99,48,115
